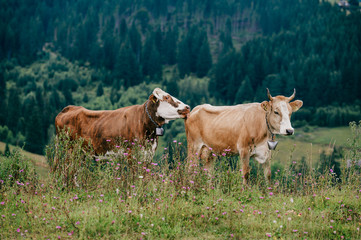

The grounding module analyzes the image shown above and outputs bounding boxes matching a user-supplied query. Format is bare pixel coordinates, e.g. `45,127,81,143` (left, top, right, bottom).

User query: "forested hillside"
0,0,361,154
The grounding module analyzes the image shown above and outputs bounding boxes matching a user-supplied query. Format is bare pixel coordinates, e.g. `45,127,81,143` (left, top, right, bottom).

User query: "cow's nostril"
286,129,294,135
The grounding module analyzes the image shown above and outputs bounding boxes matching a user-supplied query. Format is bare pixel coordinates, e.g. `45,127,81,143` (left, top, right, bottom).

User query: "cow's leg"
239,148,251,185
262,158,271,184
253,143,271,185
200,146,213,171
187,140,203,169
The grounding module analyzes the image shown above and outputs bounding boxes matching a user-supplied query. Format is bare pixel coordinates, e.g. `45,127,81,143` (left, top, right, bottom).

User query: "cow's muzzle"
286,129,294,135
178,105,191,118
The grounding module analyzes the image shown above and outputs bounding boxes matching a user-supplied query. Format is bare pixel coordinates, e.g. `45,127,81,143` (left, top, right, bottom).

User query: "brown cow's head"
150,88,190,123
261,89,303,135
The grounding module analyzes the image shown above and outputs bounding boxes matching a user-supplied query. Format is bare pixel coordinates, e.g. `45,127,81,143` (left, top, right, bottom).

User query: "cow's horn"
288,88,296,101
266,88,273,101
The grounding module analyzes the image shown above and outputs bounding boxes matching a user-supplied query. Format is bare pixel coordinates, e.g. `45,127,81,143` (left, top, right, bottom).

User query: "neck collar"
265,112,275,141
145,100,160,128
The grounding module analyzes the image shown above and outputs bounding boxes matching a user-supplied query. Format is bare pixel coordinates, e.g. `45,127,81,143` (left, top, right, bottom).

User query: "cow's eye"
274,111,279,115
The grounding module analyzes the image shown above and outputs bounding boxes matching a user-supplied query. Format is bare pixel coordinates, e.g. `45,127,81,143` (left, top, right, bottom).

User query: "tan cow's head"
149,88,190,123
261,89,303,135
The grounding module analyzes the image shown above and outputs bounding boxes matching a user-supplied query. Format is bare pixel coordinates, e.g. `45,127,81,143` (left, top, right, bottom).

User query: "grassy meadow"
0,123,360,239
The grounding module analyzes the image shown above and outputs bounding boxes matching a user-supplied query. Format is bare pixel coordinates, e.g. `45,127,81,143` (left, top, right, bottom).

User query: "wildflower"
141,232,146,235
116,145,120,148
56,226,61,229
259,196,264,199
106,139,111,142
290,198,294,203
269,192,273,196
128,210,132,213
292,229,298,232
139,176,143,179
76,221,80,225
0,202,4,205
123,153,129,156
222,212,227,215
173,140,177,143
16,228,20,233
215,217,219,220
201,215,204,218
266,233,271,237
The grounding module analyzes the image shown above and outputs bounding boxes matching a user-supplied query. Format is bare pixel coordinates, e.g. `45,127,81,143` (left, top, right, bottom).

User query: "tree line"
0,0,361,154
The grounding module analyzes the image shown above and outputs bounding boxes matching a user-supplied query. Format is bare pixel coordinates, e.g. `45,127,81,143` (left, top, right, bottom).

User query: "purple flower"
56,226,61,229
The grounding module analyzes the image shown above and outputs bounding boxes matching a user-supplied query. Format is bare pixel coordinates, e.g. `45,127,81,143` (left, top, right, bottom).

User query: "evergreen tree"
164,27,178,65
120,18,128,39
234,76,254,104
142,37,162,80
62,88,74,106
0,72,6,125
25,106,44,154
177,36,191,78
83,93,89,103
97,83,104,96
4,142,10,156
196,38,213,78
129,24,142,62
110,87,119,105
115,41,142,88
6,87,22,134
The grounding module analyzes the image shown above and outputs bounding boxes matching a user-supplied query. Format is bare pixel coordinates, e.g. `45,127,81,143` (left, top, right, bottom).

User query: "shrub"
0,148,37,190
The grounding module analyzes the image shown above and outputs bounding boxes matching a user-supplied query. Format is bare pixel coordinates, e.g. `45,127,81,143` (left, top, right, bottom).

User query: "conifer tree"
25,105,44,154
196,38,213,77
6,88,21,134
0,72,6,126
234,76,254,104
177,37,191,78
97,83,104,96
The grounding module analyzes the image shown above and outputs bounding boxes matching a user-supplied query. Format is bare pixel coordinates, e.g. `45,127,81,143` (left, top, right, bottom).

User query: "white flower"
139,176,144,179
290,198,294,203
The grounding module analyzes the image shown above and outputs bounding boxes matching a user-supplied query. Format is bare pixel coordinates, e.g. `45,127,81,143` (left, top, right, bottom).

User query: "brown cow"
55,88,190,155
185,89,303,184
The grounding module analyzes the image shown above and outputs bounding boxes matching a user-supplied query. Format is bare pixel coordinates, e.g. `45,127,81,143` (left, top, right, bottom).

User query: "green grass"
0,125,360,239
0,142,49,180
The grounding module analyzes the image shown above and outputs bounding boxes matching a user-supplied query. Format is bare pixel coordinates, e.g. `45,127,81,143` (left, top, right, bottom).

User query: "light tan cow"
185,89,303,184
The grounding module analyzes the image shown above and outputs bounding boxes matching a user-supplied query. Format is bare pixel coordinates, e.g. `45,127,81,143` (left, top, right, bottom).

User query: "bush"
46,129,96,190
0,148,37,189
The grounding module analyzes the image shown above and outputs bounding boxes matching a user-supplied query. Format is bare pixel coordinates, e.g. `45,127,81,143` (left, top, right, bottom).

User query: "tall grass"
0,122,360,239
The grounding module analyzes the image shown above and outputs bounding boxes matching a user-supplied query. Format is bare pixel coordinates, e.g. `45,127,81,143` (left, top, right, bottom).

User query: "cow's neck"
143,100,165,136
265,112,278,150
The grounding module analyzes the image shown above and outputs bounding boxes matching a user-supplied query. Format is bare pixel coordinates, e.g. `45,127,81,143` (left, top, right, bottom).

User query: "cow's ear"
290,100,303,112
261,101,270,112
149,94,159,103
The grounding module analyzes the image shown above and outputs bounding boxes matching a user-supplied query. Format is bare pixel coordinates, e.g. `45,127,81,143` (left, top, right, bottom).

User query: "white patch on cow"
278,101,293,135
151,139,157,152
156,101,181,120
153,88,189,122
251,142,270,164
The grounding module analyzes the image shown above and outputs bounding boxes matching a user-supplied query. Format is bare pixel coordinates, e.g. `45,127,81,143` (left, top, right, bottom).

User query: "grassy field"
0,124,360,239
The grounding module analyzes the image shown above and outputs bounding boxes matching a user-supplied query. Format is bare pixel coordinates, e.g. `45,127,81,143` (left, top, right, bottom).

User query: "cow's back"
185,103,263,152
